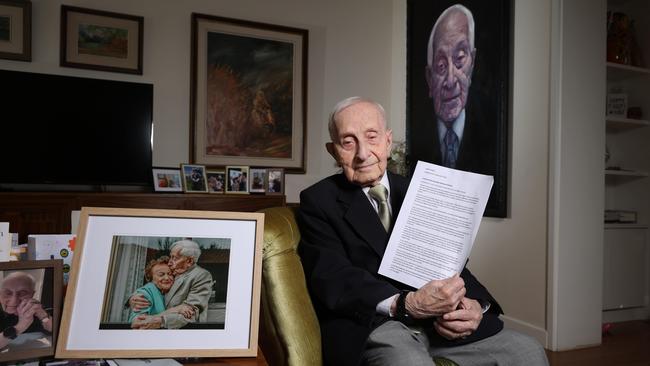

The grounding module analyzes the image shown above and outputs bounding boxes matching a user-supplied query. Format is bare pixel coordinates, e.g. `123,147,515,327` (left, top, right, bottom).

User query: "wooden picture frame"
0,260,62,364
248,168,267,194
190,13,308,173
180,164,209,193
0,0,31,61
60,5,143,74
406,0,510,217
206,169,226,194
266,168,284,195
225,166,249,194
152,168,182,192
56,207,264,358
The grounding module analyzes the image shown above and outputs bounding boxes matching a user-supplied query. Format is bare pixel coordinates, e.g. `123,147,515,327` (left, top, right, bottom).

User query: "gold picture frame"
56,207,264,358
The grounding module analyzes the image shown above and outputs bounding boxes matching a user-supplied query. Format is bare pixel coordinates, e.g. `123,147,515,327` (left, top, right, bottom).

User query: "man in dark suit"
298,97,548,366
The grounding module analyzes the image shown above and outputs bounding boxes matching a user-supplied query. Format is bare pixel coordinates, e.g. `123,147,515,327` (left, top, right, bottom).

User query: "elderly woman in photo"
130,240,213,329
128,256,194,327
0,272,52,348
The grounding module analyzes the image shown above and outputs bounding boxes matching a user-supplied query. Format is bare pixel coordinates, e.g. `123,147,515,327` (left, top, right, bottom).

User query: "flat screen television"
0,69,153,187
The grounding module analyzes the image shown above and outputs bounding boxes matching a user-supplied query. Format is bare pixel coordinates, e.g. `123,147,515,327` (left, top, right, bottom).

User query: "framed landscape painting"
60,5,143,74
56,207,264,358
0,0,31,61
406,0,511,217
190,13,308,173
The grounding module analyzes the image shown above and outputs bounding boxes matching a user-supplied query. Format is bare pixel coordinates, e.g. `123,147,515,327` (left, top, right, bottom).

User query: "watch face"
3,326,17,339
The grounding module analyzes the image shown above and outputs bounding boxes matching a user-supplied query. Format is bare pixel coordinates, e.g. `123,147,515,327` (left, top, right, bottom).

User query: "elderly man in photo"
130,240,213,329
0,272,52,348
425,4,495,175
297,96,548,365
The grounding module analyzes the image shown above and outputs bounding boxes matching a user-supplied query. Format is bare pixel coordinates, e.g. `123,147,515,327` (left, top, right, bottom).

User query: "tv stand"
0,192,285,243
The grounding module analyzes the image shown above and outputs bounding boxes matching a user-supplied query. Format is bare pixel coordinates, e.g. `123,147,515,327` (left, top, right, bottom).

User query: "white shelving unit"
603,0,650,322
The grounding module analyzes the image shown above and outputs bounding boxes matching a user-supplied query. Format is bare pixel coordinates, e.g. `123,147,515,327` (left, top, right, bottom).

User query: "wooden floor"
546,320,650,366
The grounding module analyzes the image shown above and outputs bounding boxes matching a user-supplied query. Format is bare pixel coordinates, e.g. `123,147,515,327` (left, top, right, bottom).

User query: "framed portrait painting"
56,207,264,358
0,260,62,364
60,5,143,74
190,13,308,173
0,0,31,61
406,0,510,217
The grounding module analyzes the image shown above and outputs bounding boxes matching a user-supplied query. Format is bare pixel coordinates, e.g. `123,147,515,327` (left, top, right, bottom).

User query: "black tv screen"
0,69,153,187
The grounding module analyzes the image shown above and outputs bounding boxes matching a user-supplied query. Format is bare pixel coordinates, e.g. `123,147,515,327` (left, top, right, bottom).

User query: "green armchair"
258,206,457,366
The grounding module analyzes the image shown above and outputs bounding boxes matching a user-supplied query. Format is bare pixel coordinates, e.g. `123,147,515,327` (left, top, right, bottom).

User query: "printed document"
378,161,493,288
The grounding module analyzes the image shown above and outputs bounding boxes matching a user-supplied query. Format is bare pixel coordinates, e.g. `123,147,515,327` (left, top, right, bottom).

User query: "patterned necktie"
368,184,391,232
443,128,459,168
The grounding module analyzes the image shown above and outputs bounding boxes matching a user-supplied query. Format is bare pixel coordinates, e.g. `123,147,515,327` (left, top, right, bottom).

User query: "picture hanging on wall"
0,0,31,61
406,0,511,217
60,5,143,74
190,13,308,173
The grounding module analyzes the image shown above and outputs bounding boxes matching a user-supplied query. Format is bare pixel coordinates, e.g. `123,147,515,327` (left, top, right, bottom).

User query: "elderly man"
0,272,52,348
131,240,213,329
420,4,495,174
297,96,548,366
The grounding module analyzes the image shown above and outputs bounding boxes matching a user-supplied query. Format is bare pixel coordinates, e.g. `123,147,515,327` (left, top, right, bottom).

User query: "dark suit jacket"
410,89,497,177
297,172,504,366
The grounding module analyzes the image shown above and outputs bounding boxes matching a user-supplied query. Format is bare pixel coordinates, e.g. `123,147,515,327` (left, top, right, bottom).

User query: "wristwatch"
394,290,413,324
3,326,17,339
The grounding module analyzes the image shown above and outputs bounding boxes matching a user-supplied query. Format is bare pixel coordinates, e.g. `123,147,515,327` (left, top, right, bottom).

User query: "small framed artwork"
225,166,249,194
60,5,144,74
249,168,267,194
152,168,182,193
0,259,63,364
206,169,225,194
190,13,308,172
181,164,208,193
0,0,31,61
267,168,284,195
55,207,264,358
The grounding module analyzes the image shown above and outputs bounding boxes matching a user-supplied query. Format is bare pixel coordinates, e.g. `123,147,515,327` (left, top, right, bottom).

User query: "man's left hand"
433,297,482,340
131,315,163,329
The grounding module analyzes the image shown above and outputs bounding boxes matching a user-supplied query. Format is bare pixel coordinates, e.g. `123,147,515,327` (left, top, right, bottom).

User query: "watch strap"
394,290,413,324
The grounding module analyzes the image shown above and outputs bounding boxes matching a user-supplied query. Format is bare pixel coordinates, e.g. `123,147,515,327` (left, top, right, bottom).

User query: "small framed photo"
225,166,249,194
152,168,182,192
60,5,144,74
267,168,284,195
249,168,267,194
181,164,208,193
206,169,225,194
55,207,264,358
0,260,63,364
0,0,31,61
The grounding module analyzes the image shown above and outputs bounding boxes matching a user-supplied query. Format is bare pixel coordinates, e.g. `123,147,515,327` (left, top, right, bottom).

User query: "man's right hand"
129,294,151,311
405,274,466,319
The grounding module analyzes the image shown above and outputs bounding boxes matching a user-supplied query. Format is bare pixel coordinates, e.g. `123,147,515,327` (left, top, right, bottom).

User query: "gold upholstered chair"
258,206,458,366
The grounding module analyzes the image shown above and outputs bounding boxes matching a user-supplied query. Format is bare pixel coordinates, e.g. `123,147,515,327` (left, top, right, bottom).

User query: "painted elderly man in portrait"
419,4,496,176
129,240,213,329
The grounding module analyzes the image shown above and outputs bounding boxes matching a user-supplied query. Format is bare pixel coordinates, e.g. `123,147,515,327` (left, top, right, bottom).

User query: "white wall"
0,0,552,345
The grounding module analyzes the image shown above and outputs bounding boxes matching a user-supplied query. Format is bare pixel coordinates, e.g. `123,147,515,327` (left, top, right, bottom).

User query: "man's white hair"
2,271,36,291
171,239,202,263
327,96,388,141
427,4,475,67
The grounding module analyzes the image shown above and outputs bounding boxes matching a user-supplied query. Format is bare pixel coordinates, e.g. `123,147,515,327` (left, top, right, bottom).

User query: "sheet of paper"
378,161,493,289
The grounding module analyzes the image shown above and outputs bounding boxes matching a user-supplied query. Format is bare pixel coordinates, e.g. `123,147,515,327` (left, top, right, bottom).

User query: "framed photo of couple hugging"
56,207,264,358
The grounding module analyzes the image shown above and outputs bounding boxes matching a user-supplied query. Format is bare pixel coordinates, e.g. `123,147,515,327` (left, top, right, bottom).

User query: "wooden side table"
179,349,267,366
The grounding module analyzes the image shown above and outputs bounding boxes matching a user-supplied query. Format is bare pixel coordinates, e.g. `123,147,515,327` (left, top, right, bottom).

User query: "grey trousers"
362,320,549,366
